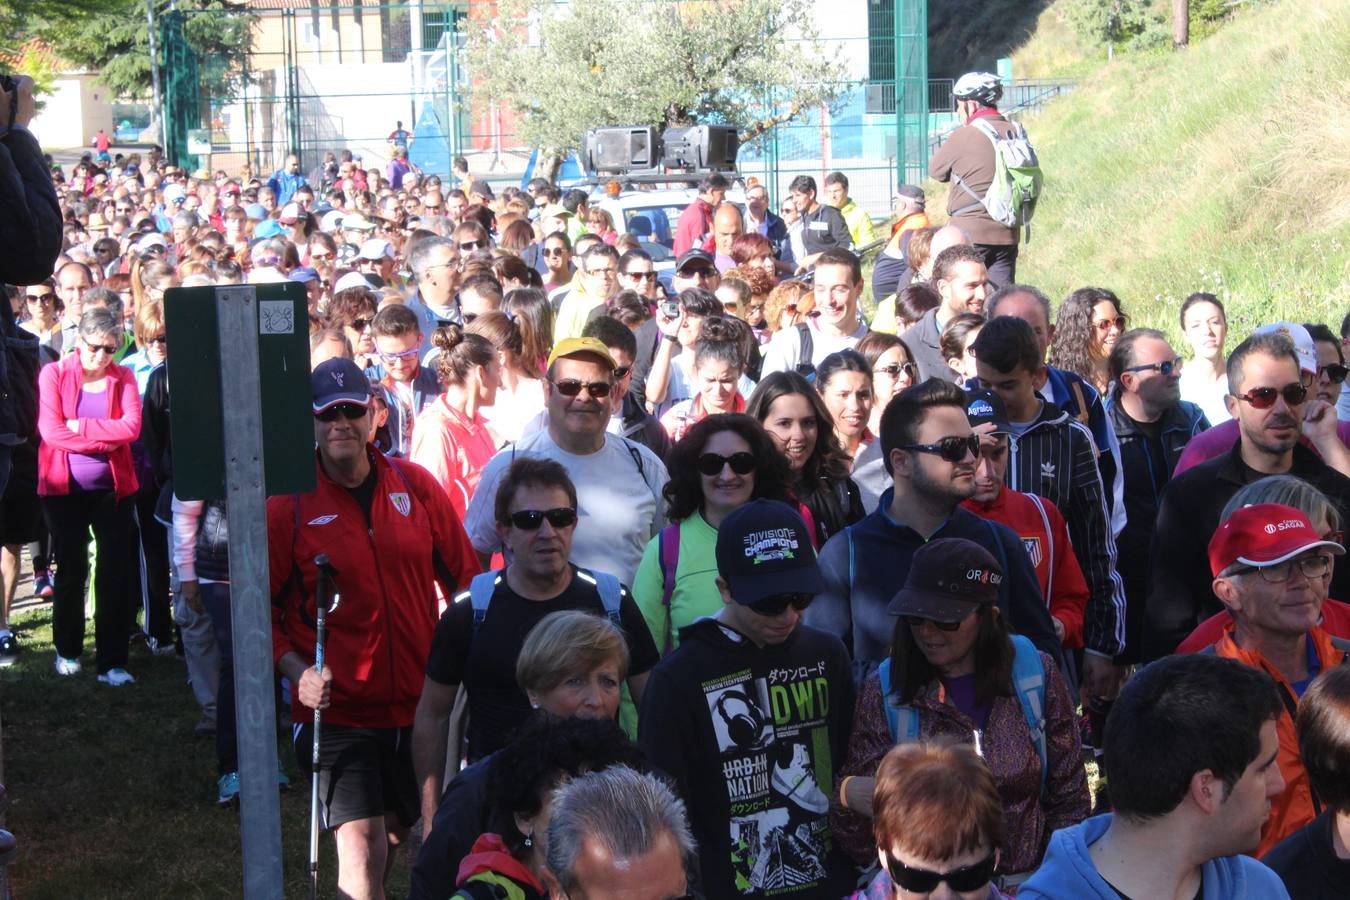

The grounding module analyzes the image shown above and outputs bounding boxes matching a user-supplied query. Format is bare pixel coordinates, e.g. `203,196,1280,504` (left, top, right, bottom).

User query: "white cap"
320,210,345,233
357,238,394,261
162,183,186,203
1252,322,1317,374
136,232,167,252
333,272,377,294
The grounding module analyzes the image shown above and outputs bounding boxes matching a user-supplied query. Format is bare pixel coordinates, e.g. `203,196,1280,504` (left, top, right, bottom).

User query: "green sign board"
165,283,315,501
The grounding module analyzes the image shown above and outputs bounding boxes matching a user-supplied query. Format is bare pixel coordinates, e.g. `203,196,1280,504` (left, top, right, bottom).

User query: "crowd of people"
3,68,1350,900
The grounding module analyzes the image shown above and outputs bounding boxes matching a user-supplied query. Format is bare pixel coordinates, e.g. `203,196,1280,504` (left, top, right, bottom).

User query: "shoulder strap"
589,569,625,630
795,322,814,376
1068,379,1091,425
658,523,681,611
1026,492,1055,602
877,658,921,744
1009,634,1049,795
469,570,501,635
621,437,645,478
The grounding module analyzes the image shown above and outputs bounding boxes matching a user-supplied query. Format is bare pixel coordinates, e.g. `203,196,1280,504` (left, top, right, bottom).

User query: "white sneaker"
771,744,830,815
97,667,136,686
54,656,81,676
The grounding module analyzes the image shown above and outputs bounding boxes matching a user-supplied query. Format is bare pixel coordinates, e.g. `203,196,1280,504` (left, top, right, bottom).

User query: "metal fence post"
216,285,285,899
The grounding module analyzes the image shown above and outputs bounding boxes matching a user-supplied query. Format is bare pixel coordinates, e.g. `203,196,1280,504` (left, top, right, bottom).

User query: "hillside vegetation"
995,0,1350,335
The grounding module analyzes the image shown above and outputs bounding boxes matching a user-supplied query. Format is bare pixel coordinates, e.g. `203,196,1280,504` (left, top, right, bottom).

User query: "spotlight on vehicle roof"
583,126,660,174
660,125,739,172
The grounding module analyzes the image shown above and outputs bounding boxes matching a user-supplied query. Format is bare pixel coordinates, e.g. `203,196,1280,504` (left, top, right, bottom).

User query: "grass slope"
1008,0,1350,335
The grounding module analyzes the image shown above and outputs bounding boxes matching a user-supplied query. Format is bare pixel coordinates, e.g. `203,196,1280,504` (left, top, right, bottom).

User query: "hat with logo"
675,249,716,273
887,538,1003,621
965,387,1011,434
1208,503,1344,577
715,499,825,605
546,337,617,372
311,358,372,413
1252,322,1317,375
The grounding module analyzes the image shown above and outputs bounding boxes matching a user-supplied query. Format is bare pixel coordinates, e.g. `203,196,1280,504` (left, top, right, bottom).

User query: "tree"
1173,0,1189,47
462,0,850,179
53,0,253,102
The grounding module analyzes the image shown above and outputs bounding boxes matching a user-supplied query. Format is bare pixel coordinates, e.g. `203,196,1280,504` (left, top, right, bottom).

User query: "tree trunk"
1173,0,1190,48
538,147,562,183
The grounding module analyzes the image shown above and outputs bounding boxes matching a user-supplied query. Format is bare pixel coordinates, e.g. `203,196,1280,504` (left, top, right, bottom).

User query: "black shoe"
0,632,19,668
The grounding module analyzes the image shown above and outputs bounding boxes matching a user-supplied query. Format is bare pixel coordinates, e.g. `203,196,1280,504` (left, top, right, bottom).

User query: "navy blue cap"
965,388,1011,433
887,538,1001,621
715,500,824,605
311,358,372,413
289,266,320,284
675,249,716,273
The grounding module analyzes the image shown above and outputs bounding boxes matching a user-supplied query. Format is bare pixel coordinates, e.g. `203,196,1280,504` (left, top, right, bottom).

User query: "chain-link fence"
175,0,938,221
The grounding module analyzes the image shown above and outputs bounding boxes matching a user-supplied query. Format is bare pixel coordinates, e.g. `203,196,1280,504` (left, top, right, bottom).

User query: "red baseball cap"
1208,503,1344,577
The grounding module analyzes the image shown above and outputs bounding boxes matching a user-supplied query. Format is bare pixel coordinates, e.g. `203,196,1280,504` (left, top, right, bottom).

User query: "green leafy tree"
463,0,851,178
1062,0,1166,49
54,0,253,101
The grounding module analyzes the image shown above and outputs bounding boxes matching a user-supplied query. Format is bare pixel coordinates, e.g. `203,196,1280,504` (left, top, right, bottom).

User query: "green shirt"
632,510,724,654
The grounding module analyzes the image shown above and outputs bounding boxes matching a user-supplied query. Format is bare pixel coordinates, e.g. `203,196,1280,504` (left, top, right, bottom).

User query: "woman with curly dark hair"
632,413,793,654
748,371,865,550
1048,287,1127,395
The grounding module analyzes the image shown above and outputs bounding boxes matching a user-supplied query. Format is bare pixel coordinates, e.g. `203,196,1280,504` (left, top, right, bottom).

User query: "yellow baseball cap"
547,337,617,371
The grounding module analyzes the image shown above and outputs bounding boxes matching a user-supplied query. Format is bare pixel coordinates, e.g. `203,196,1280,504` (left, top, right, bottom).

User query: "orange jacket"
1208,623,1349,857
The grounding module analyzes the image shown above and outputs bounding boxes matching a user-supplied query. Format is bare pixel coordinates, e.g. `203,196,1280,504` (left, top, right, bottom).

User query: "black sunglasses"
1235,383,1308,410
348,317,373,331
613,365,633,380
315,402,368,422
902,615,965,632
26,293,55,303
1319,363,1350,384
886,853,996,893
550,379,612,399
897,434,981,462
542,247,567,257
459,240,484,251
874,362,917,379
509,507,578,530
748,592,814,617
697,451,756,476
625,270,659,281
1125,357,1182,377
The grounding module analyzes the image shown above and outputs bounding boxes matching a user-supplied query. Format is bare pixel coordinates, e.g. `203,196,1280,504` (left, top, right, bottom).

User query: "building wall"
29,73,114,149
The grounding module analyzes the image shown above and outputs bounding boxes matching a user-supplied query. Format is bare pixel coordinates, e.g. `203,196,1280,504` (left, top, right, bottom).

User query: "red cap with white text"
1207,503,1344,577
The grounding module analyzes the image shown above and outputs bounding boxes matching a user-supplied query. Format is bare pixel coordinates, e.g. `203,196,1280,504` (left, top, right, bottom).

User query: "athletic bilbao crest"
1022,536,1043,567
389,492,411,517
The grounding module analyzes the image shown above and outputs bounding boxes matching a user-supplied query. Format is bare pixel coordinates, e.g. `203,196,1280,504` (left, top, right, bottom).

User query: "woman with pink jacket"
38,307,141,685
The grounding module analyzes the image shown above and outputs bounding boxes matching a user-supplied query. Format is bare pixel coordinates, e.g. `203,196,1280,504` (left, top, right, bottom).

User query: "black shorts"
1,444,41,546
292,722,418,831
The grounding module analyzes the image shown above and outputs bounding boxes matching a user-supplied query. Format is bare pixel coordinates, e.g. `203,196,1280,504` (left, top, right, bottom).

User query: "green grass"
0,602,413,898
987,0,1350,340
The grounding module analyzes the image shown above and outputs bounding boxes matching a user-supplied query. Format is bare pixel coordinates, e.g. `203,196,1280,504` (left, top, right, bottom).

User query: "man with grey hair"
542,766,694,900
404,234,461,355
1145,330,1350,659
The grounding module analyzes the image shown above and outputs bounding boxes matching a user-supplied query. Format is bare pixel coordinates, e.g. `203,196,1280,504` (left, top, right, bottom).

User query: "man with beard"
1145,330,1350,659
805,378,1059,679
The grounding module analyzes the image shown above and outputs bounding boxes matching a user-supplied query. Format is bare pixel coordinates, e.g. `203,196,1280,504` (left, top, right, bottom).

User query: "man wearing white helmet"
929,72,1022,290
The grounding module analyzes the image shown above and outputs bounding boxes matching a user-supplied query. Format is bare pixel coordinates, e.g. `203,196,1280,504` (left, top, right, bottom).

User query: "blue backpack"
876,633,1049,794
469,568,624,635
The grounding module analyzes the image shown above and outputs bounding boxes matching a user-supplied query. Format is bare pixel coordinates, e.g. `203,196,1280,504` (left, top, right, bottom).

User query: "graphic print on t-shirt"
704,663,834,895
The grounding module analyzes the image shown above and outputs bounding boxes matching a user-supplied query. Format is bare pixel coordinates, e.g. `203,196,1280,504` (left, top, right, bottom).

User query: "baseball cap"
965,388,1011,434
136,232,167,252
253,219,285,240
546,337,617,372
468,179,494,200
896,184,926,207
311,358,373,413
162,183,186,204
278,202,302,224
1208,503,1344,577
320,209,345,233
333,271,377,294
357,238,394,261
244,203,268,221
675,249,716,273
341,212,376,232
714,500,825,606
1252,322,1317,374
221,182,241,196
539,203,571,222
887,538,1002,621
289,266,320,284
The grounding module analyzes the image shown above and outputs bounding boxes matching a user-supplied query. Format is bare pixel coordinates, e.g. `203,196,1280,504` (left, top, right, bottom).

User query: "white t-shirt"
463,429,669,585
479,377,546,444
1178,367,1230,425
759,317,869,376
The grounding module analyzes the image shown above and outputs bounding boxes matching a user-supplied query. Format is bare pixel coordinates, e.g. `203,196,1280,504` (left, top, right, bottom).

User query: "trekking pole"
310,554,341,900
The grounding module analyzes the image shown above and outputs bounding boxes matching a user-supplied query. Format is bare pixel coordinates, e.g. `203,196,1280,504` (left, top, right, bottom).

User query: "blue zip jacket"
1019,814,1290,900
804,488,1061,683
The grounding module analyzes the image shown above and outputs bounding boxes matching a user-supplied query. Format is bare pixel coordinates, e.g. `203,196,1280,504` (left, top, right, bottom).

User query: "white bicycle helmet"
953,72,1003,106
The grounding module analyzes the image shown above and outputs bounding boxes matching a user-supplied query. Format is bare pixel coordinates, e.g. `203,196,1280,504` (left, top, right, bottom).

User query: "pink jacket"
37,349,141,499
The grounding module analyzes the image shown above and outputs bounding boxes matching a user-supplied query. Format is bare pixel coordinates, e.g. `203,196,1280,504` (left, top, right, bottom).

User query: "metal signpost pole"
216,285,285,898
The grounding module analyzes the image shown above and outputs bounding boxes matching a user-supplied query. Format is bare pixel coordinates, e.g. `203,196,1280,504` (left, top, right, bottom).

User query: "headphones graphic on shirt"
715,688,767,749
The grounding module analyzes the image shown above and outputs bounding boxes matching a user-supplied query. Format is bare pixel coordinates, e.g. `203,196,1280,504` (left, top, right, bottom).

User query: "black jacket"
1144,441,1350,660
0,126,62,286
639,617,856,900
1105,394,1208,662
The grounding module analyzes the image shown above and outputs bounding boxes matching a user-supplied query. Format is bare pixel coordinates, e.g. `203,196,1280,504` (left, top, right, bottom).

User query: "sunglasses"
459,240,484,251
26,293,55,303
508,507,578,530
542,247,567,257
898,434,981,462
316,402,369,422
83,339,119,356
697,451,756,476
886,853,996,893
1319,363,1350,384
1092,315,1128,332
550,379,613,399
348,317,373,332
613,365,633,380
146,334,167,345
625,270,659,281
1125,357,1182,377
903,615,965,632
874,362,917,379
679,267,715,279
748,592,814,617
1235,383,1308,409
